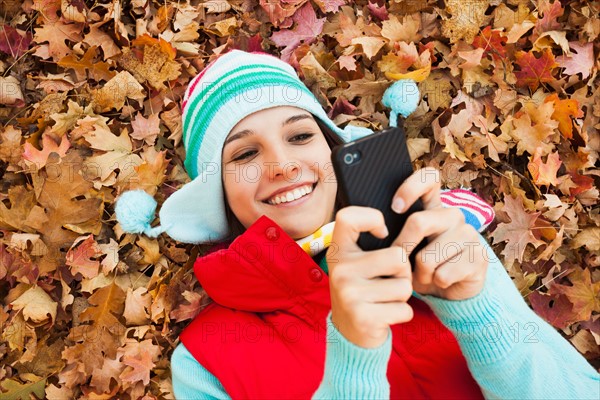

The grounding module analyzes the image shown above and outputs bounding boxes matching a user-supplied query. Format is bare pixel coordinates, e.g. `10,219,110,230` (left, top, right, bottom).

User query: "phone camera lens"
343,153,354,165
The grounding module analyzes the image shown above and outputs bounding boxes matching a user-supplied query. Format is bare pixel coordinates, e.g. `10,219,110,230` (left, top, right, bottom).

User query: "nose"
263,144,300,181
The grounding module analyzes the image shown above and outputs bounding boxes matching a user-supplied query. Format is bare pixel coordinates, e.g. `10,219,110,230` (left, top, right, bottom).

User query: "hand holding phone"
330,126,428,267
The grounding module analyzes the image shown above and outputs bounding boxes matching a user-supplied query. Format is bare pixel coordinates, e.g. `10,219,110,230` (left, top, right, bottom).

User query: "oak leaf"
57,45,115,82
90,358,123,394
490,194,545,263
22,134,70,169
556,42,594,79
66,235,102,279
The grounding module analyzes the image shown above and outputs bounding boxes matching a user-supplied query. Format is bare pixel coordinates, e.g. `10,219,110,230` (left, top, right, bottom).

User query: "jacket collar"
193,215,331,315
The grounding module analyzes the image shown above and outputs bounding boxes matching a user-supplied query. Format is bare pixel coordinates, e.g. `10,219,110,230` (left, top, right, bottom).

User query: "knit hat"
115,49,420,244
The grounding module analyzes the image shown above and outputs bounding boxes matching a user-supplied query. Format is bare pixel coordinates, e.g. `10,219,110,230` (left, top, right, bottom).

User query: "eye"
232,150,257,161
291,133,314,142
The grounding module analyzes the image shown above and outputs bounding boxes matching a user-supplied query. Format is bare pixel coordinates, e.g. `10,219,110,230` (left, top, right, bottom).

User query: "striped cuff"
441,188,495,232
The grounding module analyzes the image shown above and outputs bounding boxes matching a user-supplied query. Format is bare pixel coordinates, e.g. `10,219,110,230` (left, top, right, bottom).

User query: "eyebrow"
224,114,313,147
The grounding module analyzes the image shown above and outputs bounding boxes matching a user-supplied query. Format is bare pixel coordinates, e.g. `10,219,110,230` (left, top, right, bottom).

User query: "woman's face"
222,106,338,239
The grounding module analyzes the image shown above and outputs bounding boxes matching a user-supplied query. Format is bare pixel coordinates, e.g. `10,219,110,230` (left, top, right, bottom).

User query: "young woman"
115,50,599,399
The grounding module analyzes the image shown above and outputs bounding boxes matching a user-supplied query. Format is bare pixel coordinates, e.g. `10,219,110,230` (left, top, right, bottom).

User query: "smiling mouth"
263,182,317,206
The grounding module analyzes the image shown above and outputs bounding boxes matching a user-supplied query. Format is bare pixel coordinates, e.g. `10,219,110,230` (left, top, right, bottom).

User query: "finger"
391,207,465,257
412,228,465,286
332,206,389,253
392,167,442,213
368,302,414,326
430,257,474,290
352,246,412,280
362,277,413,303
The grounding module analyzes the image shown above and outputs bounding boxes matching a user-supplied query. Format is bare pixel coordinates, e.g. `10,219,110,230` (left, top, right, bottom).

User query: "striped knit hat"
114,49,421,244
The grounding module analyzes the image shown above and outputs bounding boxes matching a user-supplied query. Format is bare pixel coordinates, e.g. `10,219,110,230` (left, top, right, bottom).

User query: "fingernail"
392,198,405,213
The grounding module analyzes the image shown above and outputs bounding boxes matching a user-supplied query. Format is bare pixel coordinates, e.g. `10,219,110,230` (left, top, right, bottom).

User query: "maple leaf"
381,14,421,44
130,113,160,146
66,235,102,279
82,126,143,186
22,134,70,169
83,23,121,59
10,285,57,326
259,0,306,28
117,35,180,90
550,268,600,322
123,147,169,195
90,357,123,394
528,147,562,187
33,20,82,61
472,26,507,61
91,71,146,113
0,125,23,170
337,55,356,71
490,194,545,263
441,0,489,44
271,2,325,62
0,76,24,106
119,351,155,386
543,93,584,139
504,101,559,156
123,287,151,326
313,0,345,13
0,378,46,400
556,42,594,79
31,151,103,249
0,25,33,58
170,290,206,322
514,49,558,91
367,0,388,21
528,291,574,329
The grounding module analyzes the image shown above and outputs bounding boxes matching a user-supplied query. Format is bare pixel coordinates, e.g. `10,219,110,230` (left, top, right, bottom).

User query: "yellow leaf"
385,64,431,82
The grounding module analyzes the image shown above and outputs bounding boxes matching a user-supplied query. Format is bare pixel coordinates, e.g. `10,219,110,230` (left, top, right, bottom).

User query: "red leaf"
271,2,325,62
0,25,33,58
529,291,574,329
472,26,507,61
514,49,558,91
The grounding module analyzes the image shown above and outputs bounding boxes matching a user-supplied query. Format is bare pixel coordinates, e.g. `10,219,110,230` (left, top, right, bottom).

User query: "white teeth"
267,184,314,205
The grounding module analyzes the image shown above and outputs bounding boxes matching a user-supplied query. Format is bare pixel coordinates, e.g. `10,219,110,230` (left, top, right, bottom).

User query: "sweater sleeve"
171,315,392,400
171,342,230,400
413,233,600,399
312,311,392,399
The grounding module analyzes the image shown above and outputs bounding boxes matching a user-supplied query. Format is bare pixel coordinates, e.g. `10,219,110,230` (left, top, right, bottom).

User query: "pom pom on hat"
382,79,420,128
115,190,166,237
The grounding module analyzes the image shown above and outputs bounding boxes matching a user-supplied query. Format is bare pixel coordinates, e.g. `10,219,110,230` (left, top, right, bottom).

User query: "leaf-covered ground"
0,0,599,398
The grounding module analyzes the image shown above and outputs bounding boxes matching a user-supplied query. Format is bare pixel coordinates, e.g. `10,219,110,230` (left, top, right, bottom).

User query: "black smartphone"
331,125,428,268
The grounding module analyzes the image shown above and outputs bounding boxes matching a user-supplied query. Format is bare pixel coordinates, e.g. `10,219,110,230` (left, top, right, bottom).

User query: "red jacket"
180,215,483,399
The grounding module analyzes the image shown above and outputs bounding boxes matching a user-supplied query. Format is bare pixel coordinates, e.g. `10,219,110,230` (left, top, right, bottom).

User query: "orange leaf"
22,134,70,169
66,235,102,279
543,93,584,139
550,268,600,322
528,147,562,187
514,48,558,91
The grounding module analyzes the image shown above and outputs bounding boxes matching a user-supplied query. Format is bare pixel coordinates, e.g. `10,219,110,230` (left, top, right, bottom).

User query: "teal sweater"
171,234,600,399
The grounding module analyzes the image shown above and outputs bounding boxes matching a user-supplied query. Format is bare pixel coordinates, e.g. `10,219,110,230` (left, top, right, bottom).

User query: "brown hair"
219,117,345,244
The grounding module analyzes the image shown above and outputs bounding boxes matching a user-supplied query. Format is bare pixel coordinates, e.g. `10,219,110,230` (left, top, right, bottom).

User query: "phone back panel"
331,127,427,261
